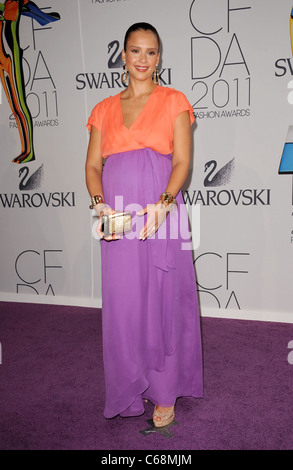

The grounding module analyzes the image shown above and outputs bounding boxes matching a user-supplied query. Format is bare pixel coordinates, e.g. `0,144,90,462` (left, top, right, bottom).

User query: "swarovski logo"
0,192,76,208
183,158,271,206
76,40,172,90
204,158,235,187
0,164,76,209
183,188,271,206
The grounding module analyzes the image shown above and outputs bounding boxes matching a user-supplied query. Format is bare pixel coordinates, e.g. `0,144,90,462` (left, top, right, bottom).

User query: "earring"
153,66,159,84
121,62,128,85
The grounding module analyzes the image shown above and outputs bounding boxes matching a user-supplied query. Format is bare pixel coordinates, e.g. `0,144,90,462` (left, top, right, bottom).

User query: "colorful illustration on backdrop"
279,125,293,174
0,0,60,164
279,6,293,174
290,7,293,55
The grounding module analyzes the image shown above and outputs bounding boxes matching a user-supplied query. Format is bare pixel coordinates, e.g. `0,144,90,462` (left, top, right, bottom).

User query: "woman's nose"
139,52,147,63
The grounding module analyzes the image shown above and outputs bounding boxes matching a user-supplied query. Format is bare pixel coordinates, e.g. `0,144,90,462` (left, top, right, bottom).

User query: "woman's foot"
153,405,175,428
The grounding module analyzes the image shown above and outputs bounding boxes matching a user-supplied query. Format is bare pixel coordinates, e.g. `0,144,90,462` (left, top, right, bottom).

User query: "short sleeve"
86,98,108,132
172,90,195,125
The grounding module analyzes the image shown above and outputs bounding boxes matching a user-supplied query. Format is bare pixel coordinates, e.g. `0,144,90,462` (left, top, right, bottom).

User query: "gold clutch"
100,211,132,237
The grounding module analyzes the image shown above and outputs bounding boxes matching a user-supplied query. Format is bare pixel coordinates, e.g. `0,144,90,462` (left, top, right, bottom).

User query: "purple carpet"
0,301,292,450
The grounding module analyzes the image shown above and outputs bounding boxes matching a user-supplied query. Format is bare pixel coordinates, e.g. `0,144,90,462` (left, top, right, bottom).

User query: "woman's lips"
135,66,149,72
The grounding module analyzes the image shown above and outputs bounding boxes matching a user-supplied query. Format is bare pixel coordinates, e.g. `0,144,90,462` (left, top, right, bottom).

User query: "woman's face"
122,29,160,83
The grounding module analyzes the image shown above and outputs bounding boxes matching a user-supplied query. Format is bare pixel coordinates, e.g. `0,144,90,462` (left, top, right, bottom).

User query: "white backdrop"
0,0,292,323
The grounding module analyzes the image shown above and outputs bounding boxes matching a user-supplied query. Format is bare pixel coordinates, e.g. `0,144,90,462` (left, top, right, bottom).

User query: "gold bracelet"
89,194,104,209
159,191,175,205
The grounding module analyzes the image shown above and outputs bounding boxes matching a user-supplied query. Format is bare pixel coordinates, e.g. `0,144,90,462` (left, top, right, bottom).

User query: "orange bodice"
86,85,195,158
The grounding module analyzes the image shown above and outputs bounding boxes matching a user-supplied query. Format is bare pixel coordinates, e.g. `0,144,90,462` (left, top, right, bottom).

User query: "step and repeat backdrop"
0,0,293,322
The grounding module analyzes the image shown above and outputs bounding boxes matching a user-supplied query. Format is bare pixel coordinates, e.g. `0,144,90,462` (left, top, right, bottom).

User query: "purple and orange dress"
87,85,203,418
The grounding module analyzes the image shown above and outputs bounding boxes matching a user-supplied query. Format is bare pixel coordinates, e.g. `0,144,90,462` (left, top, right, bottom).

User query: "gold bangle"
159,191,175,205
89,194,104,209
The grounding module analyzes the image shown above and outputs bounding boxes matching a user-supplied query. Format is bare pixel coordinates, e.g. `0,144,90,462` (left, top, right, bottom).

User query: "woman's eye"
131,49,139,54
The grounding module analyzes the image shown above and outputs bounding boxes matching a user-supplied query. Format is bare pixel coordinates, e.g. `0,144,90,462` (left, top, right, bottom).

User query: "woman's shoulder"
157,86,194,123
157,86,192,108
157,85,186,98
87,93,120,130
90,93,119,113
159,85,182,96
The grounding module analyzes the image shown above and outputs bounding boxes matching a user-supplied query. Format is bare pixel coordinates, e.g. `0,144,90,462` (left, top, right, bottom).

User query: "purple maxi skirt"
101,148,203,418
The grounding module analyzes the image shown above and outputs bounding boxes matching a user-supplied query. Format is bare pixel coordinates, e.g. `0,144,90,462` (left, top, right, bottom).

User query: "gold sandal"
153,405,175,428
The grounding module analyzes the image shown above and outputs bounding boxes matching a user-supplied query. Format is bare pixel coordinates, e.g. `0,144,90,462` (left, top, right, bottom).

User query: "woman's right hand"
95,203,120,241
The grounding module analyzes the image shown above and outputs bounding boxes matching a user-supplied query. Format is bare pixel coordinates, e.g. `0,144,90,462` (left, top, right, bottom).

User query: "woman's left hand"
137,201,172,240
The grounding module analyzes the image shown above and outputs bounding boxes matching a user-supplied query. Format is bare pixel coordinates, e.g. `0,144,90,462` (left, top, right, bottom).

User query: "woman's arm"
85,126,117,240
165,110,191,198
85,126,104,200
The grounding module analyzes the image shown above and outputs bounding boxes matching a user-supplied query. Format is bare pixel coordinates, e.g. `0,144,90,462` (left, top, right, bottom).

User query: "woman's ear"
157,52,161,67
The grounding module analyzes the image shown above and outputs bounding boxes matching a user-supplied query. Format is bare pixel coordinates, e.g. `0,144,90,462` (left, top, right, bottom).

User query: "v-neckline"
119,85,159,131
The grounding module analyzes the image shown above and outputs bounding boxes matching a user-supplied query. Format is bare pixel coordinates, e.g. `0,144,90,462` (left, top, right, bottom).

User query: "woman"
85,22,203,427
